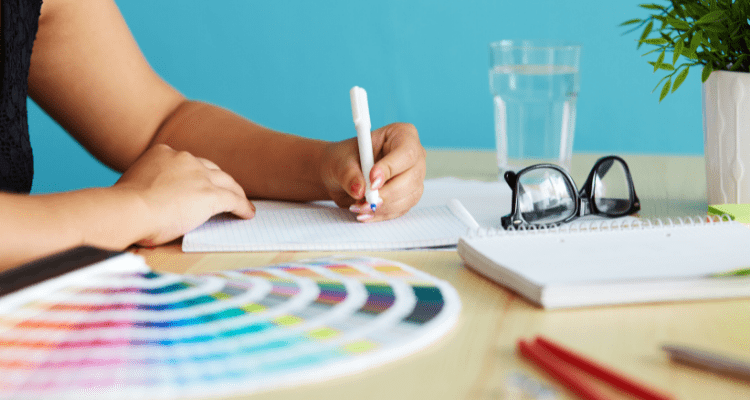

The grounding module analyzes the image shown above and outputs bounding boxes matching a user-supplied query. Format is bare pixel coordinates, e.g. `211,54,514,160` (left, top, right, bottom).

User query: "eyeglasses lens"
593,159,632,215
517,168,576,225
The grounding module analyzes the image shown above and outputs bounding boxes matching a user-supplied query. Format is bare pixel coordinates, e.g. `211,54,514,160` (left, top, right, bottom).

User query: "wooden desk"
135,152,749,400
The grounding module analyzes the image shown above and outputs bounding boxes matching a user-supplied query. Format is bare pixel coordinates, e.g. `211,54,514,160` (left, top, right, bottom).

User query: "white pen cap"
350,86,371,131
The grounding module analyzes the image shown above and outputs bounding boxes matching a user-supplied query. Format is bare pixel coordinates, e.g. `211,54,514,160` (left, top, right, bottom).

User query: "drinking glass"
489,39,581,175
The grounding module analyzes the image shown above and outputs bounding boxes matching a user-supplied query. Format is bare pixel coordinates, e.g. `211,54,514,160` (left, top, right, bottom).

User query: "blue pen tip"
370,204,377,212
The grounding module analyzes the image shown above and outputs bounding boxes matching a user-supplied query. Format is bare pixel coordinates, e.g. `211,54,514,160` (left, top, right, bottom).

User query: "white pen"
350,86,382,211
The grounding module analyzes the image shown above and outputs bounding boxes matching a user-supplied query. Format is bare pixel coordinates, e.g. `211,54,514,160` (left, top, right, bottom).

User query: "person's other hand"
321,122,426,222
115,144,255,246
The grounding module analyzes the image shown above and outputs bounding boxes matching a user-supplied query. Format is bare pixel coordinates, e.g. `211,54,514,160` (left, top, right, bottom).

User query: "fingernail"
349,204,361,213
357,213,373,222
371,177,383,190
350,182,362,196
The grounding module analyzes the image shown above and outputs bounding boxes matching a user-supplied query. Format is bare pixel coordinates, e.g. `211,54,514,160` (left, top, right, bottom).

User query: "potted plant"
622,0,750,205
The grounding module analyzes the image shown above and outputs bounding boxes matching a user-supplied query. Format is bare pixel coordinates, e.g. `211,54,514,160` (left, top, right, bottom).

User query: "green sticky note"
712,268,750,278
707,204,750,223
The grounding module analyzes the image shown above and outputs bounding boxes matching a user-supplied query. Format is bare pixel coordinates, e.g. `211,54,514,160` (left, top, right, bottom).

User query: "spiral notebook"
457,216,750,309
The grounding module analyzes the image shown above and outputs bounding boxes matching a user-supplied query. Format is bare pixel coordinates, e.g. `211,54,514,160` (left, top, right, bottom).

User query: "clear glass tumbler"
489,39,581,175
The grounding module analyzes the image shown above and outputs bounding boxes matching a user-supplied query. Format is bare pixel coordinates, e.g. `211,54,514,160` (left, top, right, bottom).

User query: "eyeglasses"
501,155,640,230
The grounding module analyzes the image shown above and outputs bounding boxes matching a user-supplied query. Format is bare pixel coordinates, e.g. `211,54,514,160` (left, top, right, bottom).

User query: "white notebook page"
182,177,506,252
462,220,750,285
183,204,471,252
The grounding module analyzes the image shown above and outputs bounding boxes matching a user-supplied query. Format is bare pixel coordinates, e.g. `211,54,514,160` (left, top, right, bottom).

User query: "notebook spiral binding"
467,214,735,238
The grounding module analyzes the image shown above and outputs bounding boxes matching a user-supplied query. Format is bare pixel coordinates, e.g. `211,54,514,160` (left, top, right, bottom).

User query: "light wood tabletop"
133,151,750,400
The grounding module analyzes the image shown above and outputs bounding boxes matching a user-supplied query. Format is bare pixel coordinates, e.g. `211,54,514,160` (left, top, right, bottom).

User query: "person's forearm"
151,100,329,201
0,188,148,269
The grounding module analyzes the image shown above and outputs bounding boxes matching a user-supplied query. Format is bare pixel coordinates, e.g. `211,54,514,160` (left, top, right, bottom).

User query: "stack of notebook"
457,217,750,308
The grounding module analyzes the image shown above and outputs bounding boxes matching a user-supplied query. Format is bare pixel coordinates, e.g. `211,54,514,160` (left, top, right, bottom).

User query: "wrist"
115,184,162,246
73,186,155,250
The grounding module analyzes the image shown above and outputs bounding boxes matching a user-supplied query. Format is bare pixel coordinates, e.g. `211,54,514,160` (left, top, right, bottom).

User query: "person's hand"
115,144,255,246
321,122,426,222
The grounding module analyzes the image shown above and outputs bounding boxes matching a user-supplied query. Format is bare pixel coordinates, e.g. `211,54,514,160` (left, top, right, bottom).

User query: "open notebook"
182,178,509,252
183,201,475,252
458,216,750,309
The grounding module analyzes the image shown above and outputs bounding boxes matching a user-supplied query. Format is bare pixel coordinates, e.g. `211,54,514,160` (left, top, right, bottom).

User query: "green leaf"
690,31,703,52
673,40,684,64
655,51,665,72
685,3,707,19
640,38,669,45
735,54,749,68
660,79,672,102
648,61,675,71
620,18,642,26
674,4,687,19
702,24,726,33
682,50,698,60
652,75,670,93
702,64,713,82
639,3,665,10
696,10,724,25
729,25,742,38
666,17,690,30
728,55,749,72
672,68,690,92
638,21,654,49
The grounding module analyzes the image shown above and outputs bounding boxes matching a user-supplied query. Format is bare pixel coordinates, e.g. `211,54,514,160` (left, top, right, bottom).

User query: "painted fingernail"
350,182,362,196
357,213,374,222
371,177,383,190
349,204,361,213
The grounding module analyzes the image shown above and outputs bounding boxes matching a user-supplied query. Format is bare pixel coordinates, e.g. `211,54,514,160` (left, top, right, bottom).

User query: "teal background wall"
29,0,703,193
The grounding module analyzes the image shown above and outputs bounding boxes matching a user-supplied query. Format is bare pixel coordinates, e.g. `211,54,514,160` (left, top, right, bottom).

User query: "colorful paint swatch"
0,255,460,399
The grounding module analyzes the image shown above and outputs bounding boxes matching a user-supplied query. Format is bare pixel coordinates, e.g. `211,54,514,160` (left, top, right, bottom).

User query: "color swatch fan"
0,252,460,399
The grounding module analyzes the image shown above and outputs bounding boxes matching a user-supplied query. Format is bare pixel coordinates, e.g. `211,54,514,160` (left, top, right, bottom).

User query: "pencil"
662,344,750,382
518,339,610,400
535,336,673,400
518,336,673,400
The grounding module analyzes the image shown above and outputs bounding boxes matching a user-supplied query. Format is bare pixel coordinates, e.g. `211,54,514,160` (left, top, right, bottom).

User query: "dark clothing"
0,0,43,193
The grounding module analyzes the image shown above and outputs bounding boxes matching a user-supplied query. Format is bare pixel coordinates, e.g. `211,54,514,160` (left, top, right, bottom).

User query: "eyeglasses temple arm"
503,171,518,188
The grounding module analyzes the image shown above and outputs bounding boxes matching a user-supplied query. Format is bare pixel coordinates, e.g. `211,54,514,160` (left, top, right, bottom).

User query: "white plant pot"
703,70,750,205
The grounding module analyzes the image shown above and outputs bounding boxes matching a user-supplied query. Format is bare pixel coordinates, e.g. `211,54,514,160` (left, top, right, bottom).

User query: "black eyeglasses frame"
500,155,641,230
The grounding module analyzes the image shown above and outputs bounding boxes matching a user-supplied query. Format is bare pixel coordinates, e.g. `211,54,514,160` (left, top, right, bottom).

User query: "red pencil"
518,339,611,400
518,336,674,400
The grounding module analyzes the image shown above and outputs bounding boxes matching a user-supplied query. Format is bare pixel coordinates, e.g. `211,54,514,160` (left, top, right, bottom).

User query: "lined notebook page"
183,204,471,252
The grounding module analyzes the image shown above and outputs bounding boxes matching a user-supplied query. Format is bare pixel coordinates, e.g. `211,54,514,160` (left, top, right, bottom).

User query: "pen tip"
370,204,377,212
